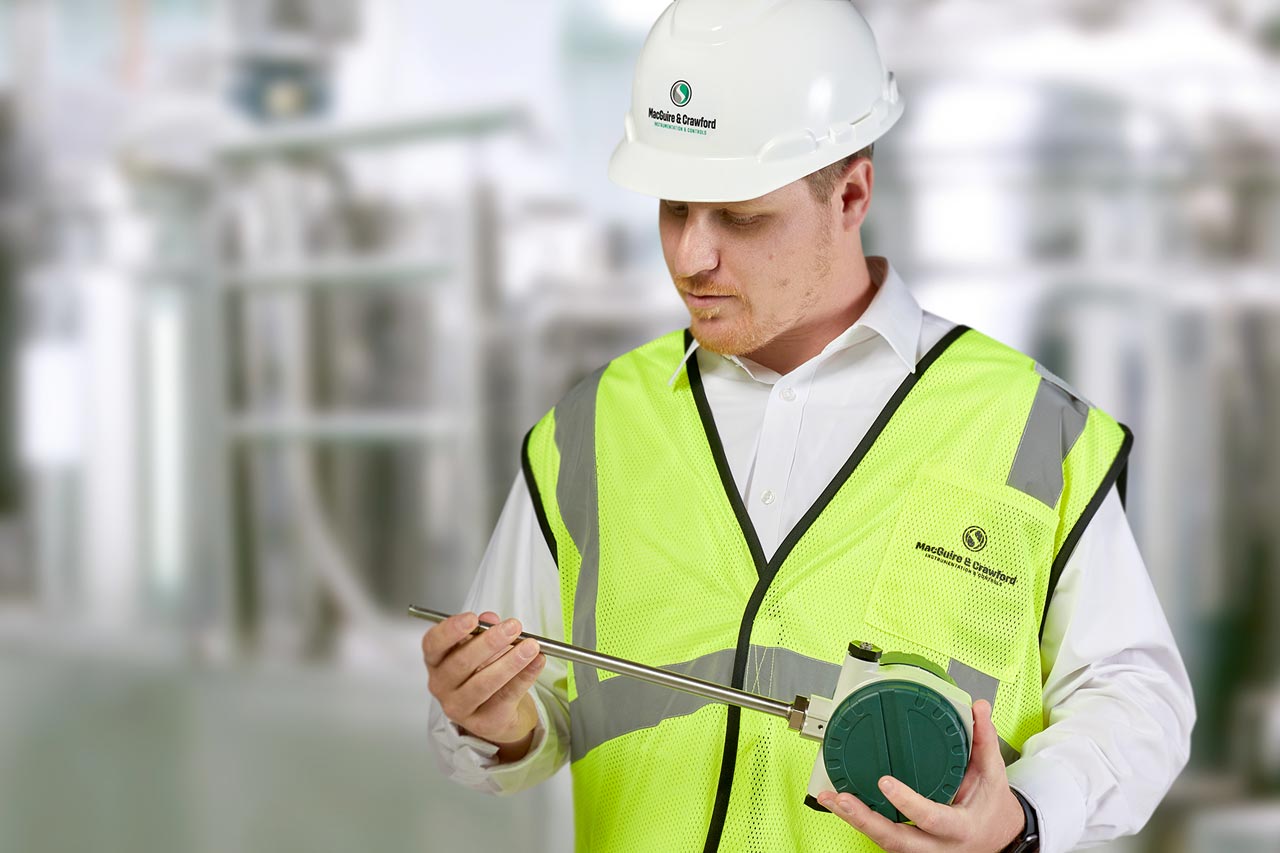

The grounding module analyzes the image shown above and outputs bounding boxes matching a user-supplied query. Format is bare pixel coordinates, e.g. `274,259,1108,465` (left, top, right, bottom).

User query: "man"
424,2,1194,851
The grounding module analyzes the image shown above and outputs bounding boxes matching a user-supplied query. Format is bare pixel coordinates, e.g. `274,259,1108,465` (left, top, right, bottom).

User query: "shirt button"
761,489,776,506
780,387,796,402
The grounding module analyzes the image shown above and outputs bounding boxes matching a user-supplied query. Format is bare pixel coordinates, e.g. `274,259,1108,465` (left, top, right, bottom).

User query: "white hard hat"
608,0,902,203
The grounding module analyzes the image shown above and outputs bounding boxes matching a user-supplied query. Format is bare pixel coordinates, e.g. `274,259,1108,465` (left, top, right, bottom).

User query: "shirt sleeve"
427,475,571,795
1005,486,1196,853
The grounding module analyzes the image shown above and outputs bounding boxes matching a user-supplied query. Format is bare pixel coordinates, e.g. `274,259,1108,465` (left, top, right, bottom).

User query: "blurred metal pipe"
223,257,451,290
218,107,529,162
228,412,461,443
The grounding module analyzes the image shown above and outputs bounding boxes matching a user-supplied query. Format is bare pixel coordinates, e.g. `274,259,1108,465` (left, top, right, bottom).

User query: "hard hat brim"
608,138,802,204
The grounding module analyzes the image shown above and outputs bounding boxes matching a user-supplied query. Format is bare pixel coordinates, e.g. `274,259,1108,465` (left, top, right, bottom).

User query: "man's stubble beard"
689,221,833,359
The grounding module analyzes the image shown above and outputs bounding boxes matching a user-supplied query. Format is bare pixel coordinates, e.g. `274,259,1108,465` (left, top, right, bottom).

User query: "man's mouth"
682,291,734,309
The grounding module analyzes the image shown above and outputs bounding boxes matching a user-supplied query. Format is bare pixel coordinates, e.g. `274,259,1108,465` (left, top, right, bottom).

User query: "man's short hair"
803,144,874,205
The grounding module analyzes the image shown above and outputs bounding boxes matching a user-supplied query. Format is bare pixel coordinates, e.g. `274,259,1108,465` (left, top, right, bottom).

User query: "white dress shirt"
428,262,1195,853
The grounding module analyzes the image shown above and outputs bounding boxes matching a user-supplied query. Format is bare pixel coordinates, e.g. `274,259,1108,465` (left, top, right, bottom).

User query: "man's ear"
838,158,874,232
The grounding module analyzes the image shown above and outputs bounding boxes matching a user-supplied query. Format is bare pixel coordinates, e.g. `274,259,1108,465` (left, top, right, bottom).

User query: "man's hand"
423,611,546,762
816,700,1026,853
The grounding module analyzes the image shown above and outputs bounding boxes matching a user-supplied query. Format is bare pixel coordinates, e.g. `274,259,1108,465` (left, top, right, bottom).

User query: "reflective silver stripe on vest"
947,658,1021,763
569,646,840,762
1006,375,1089,508
555,365,608,692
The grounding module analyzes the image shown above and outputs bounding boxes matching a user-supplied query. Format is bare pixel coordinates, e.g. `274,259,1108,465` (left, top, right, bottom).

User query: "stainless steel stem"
409,605,793,720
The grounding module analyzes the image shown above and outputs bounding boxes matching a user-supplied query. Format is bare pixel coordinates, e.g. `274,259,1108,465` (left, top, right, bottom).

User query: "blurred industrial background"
0,0,1277,851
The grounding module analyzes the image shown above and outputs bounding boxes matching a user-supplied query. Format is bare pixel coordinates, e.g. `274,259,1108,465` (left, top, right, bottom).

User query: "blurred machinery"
228,0,359,121
200,1,534,660
210,108,525,660
1,0,532,656
0,96,21,597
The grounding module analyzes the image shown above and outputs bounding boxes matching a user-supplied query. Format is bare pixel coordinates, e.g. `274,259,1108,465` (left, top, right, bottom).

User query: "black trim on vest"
521,428,559,568
685,330,769,575
1038,423,1134,641
688,324,971,853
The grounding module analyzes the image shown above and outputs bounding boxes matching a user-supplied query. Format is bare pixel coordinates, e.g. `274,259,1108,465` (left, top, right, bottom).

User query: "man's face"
659,178,836,359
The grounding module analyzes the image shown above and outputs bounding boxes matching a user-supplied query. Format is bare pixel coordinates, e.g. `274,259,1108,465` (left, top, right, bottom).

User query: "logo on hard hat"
670,80,692,108
962,526,987,552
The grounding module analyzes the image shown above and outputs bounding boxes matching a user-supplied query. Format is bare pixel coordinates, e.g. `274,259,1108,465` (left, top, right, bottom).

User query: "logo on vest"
913,537,1018,588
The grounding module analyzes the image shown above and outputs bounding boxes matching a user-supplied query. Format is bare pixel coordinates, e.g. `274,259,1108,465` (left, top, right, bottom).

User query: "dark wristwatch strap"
1001,789,1040,853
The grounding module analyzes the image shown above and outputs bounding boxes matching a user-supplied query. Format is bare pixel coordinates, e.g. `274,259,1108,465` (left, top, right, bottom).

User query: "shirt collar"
835,258,924,372
668,258,925,386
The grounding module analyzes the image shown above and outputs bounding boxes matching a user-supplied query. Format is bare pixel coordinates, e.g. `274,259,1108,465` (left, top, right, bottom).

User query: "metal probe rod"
409,606,793,720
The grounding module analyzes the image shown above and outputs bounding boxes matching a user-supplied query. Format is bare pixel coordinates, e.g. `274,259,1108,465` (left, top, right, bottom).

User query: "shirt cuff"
441,689,553,792
1006,755,1087,853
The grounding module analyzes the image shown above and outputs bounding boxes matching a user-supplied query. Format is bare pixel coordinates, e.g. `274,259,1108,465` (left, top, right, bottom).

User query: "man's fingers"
815,791,927,853
450,639,543,718
951,700,1004,807
434,616,524,690
422,611,479,668
877,777,959,839
970,700,1006,776
475,612,511,668
472,649,547,719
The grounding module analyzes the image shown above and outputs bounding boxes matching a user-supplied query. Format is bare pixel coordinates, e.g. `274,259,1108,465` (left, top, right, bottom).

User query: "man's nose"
672,214,720,280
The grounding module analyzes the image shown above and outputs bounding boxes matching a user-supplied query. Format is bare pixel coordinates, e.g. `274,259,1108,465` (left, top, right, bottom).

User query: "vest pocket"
864,468,1058,682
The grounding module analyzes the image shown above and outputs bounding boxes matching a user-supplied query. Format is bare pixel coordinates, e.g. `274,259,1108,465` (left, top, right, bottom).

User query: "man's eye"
723,213,760,227
665,204,688,216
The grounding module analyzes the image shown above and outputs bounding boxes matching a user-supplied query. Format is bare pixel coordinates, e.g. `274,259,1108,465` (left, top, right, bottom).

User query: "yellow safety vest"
522,327,1130,852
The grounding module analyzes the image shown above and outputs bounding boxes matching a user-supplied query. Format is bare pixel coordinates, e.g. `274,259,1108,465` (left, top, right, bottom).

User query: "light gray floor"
0,641,573,853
